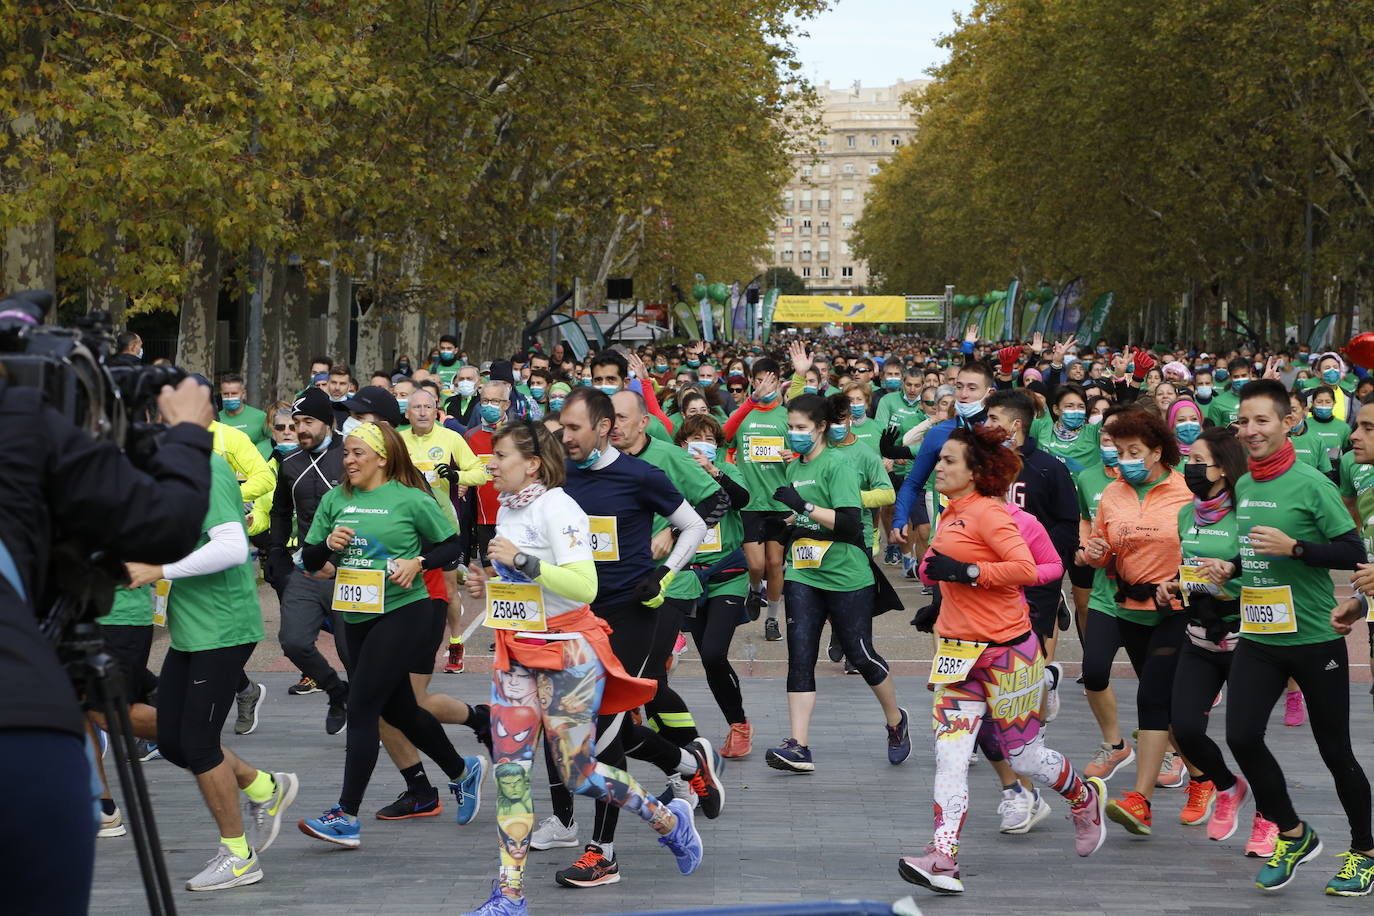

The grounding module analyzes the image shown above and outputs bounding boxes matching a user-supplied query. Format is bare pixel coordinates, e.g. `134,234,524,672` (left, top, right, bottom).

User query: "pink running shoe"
1283,689,1306,726
1245,813,1280,857
1208,775,1248,841
897,845,963,894
1071,776,1109,857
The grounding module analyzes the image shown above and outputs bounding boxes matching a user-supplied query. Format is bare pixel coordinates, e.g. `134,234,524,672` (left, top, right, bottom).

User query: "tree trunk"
259,255,285,402
354,298,383,380
274,263,311,404
176,229,222,376
326,259,352,367
3,219,55,294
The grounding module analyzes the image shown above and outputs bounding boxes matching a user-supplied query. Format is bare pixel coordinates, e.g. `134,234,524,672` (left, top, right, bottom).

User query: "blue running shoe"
658,798,703,875
450,754,488,826
887,707,912,765
462,879,529,916
765,738,814,773
297,805,360,848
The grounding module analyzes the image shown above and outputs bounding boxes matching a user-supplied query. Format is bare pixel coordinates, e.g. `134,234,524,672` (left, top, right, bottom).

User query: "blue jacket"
892,407,986,527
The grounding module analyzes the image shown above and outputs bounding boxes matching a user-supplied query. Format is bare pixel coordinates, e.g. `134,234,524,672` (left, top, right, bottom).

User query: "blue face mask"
1100,445,1119,467
883,377,901,391
1096,346,1109,355
312,434,333,454
1231,377,1249,392
438,351,458,365
341,416,361,436
596,385,619,397
529,386,546,402
1060,409,1086,430
686,441,717,463
1323,368,1341,385
580,377,592,387
754,389,779,404
137,347,144,359
955,399,983,419
849,403,866,420
575,447,602,469
827,423,848,442
456,379,477,398
277,442,300,455
396,398,409,413
1119,458,1150,484
1314,406,1333,421
1175,421,1202,444
788,431,817,454
1195,385,1213,400
479,403,503,424
687,359,701,369
654,363,668,373
549,397,565,412
1215,368,1230,383
222,397,242,412
803,386,818,395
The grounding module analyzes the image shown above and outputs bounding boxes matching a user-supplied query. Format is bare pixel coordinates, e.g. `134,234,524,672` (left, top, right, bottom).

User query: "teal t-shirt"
167,455,264,652
730,401,792,511
784,446,873,591
307,479,456,623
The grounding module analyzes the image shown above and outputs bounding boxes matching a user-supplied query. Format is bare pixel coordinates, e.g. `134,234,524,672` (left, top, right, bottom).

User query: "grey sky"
787,0,976,89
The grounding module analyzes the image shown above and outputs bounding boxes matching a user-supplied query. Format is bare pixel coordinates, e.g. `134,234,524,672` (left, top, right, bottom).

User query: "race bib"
588,517,620,561
152,579,171,628
746,435,784,463
696,524,722,555
928,637,988,685
790,537,832,569
1239,585,1297,635
1178,564,1222,604
1364,593,1374,624
414,459,438,485
332,566,386,615
484,581,547,632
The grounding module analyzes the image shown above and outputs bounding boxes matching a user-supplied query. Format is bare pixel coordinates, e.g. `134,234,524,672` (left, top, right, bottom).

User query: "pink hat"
1023,368,1043,383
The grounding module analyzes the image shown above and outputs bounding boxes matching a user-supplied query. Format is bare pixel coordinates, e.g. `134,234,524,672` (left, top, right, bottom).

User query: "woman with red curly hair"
899,425,1107,896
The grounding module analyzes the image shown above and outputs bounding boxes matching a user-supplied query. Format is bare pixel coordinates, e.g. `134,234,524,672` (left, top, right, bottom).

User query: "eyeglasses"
921,400,936,407
480,399,508,406
273,423,293,431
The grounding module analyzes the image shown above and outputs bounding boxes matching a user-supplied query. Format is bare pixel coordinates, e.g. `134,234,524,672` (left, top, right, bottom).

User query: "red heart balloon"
1348,333,1374,371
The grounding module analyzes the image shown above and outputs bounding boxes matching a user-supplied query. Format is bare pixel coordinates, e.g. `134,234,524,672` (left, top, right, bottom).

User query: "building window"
819,163,831,177
818,245,830,260
840,188,855,203
801,267,812,278
800,247,812,261
799,189,812,210
891,135,901,147
846,135,856,148
869,163,880,176
801,164,812,178
781,248,794,261
869,135,879,147
782,190,793,208
801,218,812,230
782,217,793,228
819,219,830,235
818,190,831,210
843,162,855,175
841,266,854,279
841,215,855,228
819,266,830,279
818,137,829,148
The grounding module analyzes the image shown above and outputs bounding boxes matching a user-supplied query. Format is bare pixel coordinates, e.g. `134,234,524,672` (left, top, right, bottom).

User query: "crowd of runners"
88,325,1374,911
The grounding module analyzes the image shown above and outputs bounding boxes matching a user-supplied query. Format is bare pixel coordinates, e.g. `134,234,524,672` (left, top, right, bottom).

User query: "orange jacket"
925,492,1037,643
1088,470,1190,610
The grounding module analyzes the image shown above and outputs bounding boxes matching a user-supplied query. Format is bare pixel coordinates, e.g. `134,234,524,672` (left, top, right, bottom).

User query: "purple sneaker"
898,845,962,894
657,798,704,875
1071,776,1108,857
462,879,528,916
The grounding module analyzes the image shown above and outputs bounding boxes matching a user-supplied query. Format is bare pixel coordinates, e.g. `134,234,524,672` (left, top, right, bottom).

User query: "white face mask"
341,416,361,436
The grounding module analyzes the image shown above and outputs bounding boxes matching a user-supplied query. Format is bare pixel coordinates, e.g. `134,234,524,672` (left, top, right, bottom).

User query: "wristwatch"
803,501,816,514
967,564,981,583
514,551,529,568
1291,541,1305,560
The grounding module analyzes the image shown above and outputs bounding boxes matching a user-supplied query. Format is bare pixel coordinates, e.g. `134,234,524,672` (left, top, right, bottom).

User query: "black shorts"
1068,562,1096,590
741,510,790,544
98,623,155,705
474,524,497,565
1026,587,1065,639
410,598,450,675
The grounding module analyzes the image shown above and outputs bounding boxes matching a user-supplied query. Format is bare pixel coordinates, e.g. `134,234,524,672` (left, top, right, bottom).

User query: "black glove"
634,567,673,606
923,549,977,584
880,426,912,460
264,548,294,588
772,485,808,514
912,604,940,633
436,462,456,481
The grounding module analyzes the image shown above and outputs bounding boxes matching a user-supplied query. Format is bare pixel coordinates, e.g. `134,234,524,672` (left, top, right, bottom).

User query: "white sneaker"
243,771,299,853
98,805,127,838
1043,664,1061,724
186,844,263,891
662,773,700,810
997,786,1033,833
530,815,579,850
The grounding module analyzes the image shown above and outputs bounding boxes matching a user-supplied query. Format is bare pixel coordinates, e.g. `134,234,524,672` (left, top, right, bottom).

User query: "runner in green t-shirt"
873,366,926,567
122,453,297,891
1217,380,1374,894
218,374,270,454
1203,359,1252,428
427,335,464,397
1306,384,1352,460
1287,391,1334,474
1040,383,1103,474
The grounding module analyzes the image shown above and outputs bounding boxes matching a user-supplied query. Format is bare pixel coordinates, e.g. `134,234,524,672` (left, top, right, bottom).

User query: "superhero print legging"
489,635,670,894
930,631,1087,857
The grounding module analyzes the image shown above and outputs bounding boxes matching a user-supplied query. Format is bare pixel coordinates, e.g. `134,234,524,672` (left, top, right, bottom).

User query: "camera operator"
0,369,215,916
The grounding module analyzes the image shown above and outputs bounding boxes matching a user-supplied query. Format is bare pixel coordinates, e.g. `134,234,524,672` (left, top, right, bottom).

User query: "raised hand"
788,339,812,376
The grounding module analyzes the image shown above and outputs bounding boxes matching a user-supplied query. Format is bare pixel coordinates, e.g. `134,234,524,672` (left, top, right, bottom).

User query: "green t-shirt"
1289,425,1333,473
218,404,268,449
168,455,264,652
783,446,872,591
429,361,463,395
1205,390,1241,427
647,413,672,444
831,436,888,552
1306,415,1351,458
730,401,792,511
307,479,456,623
640,438,720,601
99,584,153,627
1177,502,1240,625
1038,422,1102,474
849,417,883,458
1236,462,1353,646
873,393,925,477
1339,450,1374,552
1074,464,1120,618
695,460,749,598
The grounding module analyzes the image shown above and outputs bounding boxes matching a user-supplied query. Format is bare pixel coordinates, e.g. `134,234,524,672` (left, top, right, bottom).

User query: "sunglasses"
921,400,936,407
273,423,293,431
729,387,745,394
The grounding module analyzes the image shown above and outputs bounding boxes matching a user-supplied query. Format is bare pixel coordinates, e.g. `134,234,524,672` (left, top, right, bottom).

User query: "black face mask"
1184,463,1216,498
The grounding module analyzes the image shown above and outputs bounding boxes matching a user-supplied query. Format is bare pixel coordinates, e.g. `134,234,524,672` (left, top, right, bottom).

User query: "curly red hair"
947,424,1022,497
1103,408,1181,467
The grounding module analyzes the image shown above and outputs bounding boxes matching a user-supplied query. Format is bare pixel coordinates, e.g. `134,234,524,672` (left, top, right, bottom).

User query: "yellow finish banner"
774,295,906,323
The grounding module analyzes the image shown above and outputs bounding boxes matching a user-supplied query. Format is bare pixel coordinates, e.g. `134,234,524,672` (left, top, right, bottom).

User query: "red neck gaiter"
1248,440,1296,482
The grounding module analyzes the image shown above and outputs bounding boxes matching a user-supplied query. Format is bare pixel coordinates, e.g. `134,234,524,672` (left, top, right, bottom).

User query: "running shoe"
1071,776,1109,856
445,642,465,673
244,771,299,853
1209,776,1248,841
299,805,361,848
763,617,782,641
449,754,488,826
1106,790,1152,836
1284,689,1306,726
234,682,265,736
827,634,843,663
884,544,901,566
530,815,578,850
185,844,263,891
325,696,347,736
765,738,814,773
897,844,963,894
462,879,529,916
1083,739,1134,780
997,786,1032,833
1043,663,1062,724
886,707,911,765
658,773,699,810
132,738,159,762
556,844,620,887
721,722,753,758
468,703,494,757
657,798,704,875
1156,751,1187,789
375,787,441,820
98,804,127,838
1179,779,1215,825
1256,824,1321,890
902,557,917,579
686,738,724,819
744,590,765,622
1245,814,1280,858
844,660,860,675
288,675,321,696
1326,851,1374,896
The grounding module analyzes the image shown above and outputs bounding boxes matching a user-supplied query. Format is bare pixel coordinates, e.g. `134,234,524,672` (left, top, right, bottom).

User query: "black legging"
1226,637,1373,849
642,598,699,747
1170,638,1238,792
783,580,887,692
687,591,747,725
158,642,254,775
339,599,465,815
1081,607,1185,731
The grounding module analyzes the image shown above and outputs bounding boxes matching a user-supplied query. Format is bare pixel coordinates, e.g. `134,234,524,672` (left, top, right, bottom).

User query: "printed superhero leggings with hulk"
930,632,1090,857
489,636,671,895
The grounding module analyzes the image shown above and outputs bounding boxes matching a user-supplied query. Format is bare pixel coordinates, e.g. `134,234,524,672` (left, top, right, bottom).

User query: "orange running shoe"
721,722,753,758
1106,790,1153,836
1179,779,1215,825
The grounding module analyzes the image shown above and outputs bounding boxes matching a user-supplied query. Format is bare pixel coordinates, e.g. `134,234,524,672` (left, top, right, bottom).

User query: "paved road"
93,670,1374,915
